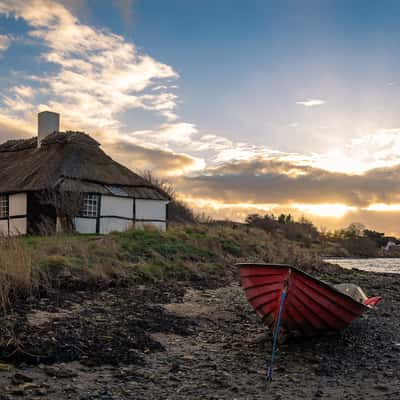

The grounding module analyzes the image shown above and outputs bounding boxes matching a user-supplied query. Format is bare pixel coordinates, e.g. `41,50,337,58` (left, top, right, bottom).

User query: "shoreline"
325,258,400,275
324,256,400,260
0,264,399,399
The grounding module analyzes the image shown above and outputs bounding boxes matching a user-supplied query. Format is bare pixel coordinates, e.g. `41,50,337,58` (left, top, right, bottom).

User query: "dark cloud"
106,141,202,177
177,157,400,207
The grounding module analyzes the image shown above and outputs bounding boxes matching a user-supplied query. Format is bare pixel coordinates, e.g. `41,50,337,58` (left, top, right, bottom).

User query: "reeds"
0,235,34,313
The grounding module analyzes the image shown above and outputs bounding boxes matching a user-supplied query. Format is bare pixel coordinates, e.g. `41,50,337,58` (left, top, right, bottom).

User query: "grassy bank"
0,224,323,312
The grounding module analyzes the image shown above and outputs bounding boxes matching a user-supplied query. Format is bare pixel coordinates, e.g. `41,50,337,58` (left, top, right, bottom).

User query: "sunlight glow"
364,203,400,212
182,197,358,219
181,196,280,212
313,149,368,174
291,203,357,218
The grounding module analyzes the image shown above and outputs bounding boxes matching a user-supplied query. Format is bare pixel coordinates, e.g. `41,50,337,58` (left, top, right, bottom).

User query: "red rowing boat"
238,263,382,336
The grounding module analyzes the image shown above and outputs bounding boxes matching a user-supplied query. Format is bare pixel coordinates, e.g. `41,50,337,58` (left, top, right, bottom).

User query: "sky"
1,0,400,235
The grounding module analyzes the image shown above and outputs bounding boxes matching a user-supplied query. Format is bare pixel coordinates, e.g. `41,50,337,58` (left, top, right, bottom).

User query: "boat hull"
238,263,369,336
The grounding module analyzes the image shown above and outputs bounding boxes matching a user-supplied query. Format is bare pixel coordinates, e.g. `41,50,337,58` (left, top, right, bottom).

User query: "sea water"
326,258,400,274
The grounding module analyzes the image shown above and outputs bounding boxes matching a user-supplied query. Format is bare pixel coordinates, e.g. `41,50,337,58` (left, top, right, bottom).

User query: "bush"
246,213,320,244
341,237,378,258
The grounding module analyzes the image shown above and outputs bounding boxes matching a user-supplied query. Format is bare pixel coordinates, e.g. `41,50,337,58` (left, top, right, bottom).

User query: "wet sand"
0,266,399,399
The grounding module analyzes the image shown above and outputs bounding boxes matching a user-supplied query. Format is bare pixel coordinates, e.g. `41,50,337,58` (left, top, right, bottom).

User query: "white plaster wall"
9,218,27,235
9,193,27,216
100,218,133,234
135,200,167,221
101,195,133,218
0,220,8,235
135,220,166,231
74,217,97,234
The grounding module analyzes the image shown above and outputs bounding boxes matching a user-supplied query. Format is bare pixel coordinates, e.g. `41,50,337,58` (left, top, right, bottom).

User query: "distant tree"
246,213,278,232
246,212,320,244
319,226,328,236
245,214,260,225
280,217,319,244
341,237,377,257
363,229,387,247
277,213,293,224
385,236,400,245
343,223,365,239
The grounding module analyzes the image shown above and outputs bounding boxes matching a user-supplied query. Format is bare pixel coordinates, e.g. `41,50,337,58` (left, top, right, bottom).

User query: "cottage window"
81,194,99,217
0,194,9,218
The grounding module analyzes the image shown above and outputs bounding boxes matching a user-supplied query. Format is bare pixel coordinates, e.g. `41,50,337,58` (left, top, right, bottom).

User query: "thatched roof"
0,132,168,200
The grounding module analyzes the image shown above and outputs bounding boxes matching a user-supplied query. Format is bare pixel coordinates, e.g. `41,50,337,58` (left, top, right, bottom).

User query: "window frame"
0,194,9,219
80,193,100,218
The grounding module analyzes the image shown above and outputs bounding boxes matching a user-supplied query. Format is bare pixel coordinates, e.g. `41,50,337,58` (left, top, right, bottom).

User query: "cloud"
2,95,34,113
0,112,35,142
0,34,11,51
313,129,400,173
105,139,205,177
13,85,34,98
0,0,178,129
296,98,325,107
127,122,239,157
176,157,400,207
130,123,199,148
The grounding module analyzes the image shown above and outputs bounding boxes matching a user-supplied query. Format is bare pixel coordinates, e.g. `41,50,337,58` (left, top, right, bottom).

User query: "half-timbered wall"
74,195,168,234
135,199,168,231
0,192,167,235
0,192,27,235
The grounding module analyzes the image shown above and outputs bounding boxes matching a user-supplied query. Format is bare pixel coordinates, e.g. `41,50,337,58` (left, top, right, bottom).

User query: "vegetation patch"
0,223,325,312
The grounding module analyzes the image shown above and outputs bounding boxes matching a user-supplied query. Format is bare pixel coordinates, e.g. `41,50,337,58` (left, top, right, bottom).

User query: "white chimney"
37,111,60,148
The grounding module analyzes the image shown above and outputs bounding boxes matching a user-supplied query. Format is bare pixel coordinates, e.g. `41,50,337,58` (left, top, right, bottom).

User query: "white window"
81,194,99,217
0,194,9,218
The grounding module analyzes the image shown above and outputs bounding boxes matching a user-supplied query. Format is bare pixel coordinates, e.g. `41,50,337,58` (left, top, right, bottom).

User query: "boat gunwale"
236,263,369,311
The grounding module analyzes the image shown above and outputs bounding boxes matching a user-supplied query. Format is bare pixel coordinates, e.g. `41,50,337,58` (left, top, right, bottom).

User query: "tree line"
245,213,400,257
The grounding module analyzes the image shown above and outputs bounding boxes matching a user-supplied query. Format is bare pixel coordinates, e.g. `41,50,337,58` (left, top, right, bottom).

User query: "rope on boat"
267,285,287,381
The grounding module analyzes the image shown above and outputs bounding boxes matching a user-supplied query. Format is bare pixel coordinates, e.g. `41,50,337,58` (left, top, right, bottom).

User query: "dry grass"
0,236,35,313
0,223,324,313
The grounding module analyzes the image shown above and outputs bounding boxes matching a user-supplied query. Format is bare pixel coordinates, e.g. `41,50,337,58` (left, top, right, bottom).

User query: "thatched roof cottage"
0,111,169,235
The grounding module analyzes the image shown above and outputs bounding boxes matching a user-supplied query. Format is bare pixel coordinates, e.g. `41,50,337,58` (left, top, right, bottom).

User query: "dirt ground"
0,266,399,399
